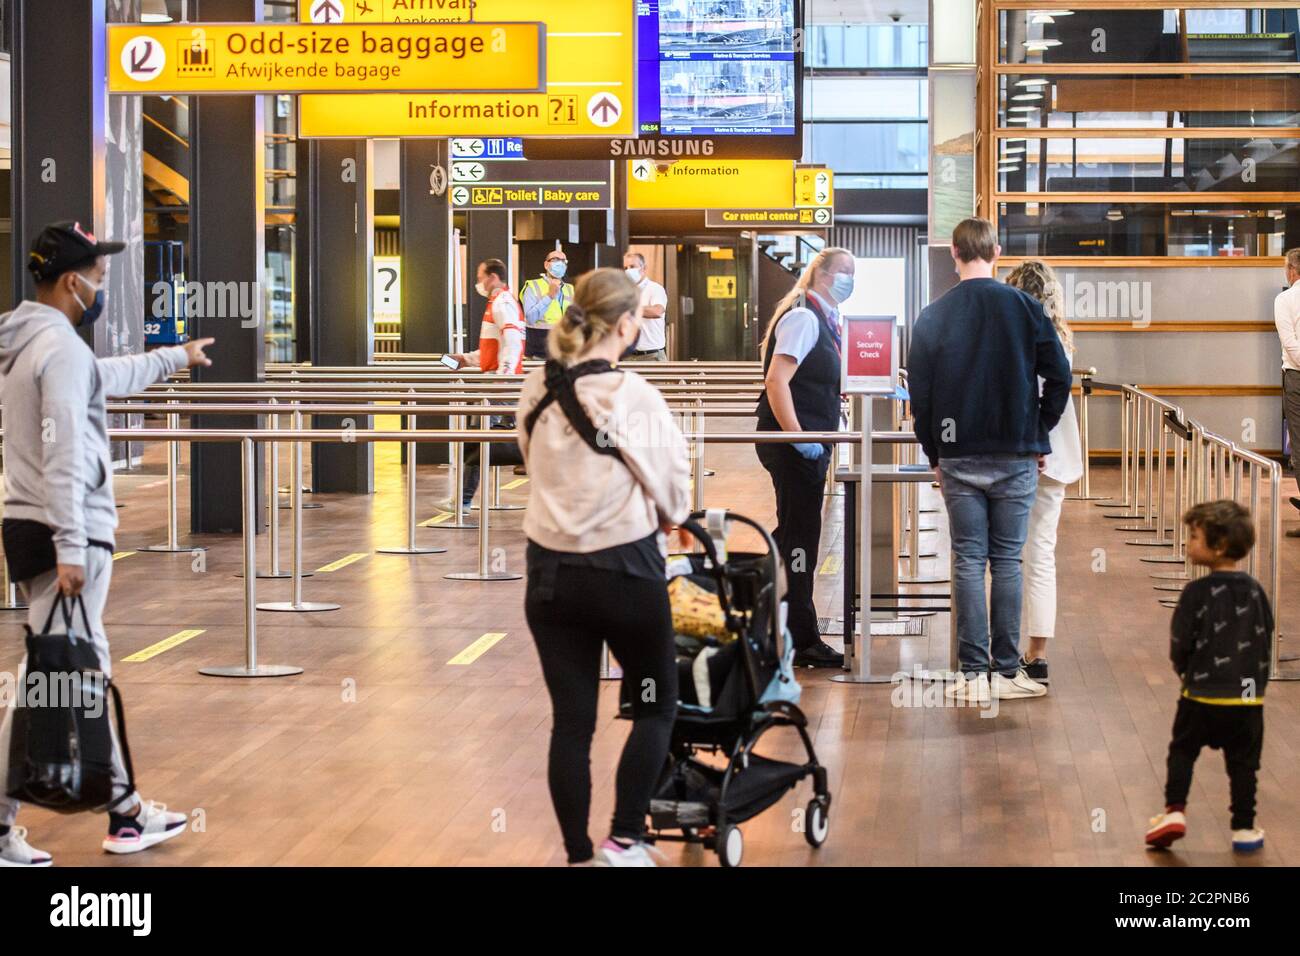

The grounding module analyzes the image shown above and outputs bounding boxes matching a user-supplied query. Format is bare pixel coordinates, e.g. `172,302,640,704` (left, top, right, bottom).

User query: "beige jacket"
517,365,691,553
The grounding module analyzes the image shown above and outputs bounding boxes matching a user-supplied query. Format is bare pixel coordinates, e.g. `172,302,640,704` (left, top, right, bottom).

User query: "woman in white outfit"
1005,261,1083,686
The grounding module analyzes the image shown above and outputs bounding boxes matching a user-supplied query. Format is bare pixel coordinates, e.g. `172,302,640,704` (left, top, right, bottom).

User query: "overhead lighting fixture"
1016,78,1050,87
1105,210,1124,221
1009,106,1040,113
141,0,172,22
1031,14,1055,24
1023,39,1063,50
1012,93,1044,102
1002,147,1027,155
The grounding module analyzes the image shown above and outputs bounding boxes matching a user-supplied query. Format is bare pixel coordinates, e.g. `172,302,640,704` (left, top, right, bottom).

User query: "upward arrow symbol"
314,0,342,22
591,97,619,122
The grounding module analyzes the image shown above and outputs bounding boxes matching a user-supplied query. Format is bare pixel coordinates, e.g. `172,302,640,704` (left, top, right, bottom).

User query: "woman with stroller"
518,267,692,867
1004,260,1082,687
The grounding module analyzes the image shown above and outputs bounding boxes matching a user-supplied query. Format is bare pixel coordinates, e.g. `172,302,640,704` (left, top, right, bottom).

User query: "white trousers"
1023,477,1067,639
0,548,138,826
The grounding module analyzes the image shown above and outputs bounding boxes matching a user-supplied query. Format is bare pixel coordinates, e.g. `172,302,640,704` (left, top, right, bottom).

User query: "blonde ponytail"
760,246,853,358
548,267,641,366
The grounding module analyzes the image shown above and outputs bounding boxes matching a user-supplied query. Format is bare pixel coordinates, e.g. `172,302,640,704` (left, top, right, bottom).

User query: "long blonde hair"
760,246,853,358
1005,259,1074,354
547,267,641,366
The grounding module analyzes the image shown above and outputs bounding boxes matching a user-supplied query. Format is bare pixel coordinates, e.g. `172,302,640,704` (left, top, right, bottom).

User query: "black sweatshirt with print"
1170,571,1273,702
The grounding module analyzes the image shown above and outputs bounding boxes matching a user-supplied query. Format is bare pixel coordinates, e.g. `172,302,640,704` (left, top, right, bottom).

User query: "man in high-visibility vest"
442,258,525,511
520,247,575,359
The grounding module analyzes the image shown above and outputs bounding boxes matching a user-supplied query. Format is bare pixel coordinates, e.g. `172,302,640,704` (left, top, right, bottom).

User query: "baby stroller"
634,509,831,867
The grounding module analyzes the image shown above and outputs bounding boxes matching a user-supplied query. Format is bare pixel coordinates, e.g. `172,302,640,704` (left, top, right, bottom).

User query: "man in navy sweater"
907,217,1072,702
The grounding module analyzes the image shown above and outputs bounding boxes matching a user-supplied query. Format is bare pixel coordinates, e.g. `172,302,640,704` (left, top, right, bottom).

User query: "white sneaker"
433,496,471,515
0,826,53,867
992,669,1047,699
595,839,665,867
945,673,991,703
103,800,188,855
1232,828,1265,853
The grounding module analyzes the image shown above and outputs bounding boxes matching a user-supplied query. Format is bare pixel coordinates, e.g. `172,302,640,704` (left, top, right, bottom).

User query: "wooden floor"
2,427,1298,867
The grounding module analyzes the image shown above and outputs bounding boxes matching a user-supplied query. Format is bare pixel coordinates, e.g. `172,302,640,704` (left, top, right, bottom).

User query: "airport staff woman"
518,267,690,867
755,247,855,669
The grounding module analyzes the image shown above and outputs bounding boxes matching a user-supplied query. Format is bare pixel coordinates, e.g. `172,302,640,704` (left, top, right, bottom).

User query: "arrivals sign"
107,22,544,94
298,1,635,138
841,316,899,396
449,159,612,210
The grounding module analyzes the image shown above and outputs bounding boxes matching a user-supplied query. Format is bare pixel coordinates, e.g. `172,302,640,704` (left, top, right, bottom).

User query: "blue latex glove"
793,442,826,460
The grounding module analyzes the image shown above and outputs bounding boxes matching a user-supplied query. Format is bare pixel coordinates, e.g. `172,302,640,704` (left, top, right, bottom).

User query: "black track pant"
1164,697,1264,831
525,565,678,863
756,442,831,651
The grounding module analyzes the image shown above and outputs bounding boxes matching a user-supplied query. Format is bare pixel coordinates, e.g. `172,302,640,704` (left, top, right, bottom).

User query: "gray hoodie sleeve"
96,345,188,397
38,346,96,566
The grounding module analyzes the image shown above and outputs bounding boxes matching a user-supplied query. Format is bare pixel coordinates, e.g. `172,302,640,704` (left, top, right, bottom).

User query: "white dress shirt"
1275,282,1300,372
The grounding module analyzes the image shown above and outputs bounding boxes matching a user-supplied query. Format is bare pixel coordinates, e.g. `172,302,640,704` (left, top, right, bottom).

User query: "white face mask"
475,280,489,298
625,267,643,284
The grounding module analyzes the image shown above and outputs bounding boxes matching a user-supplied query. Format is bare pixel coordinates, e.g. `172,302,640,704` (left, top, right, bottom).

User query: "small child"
1146,500,1272,853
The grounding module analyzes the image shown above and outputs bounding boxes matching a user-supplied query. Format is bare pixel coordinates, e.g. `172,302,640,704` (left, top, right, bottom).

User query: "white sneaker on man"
0,827,53,867
944,672,991,703
103,801,188,855
992,669,1047,699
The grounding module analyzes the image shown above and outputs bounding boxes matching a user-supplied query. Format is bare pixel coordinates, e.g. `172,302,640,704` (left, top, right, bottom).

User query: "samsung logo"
609,140,716,157
50,886,152,937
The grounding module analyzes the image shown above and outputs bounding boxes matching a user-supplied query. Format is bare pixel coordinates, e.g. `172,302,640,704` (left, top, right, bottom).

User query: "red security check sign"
842,316,898,395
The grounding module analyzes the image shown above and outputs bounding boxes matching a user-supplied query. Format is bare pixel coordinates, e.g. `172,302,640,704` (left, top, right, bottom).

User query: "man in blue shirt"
907,217,1072,703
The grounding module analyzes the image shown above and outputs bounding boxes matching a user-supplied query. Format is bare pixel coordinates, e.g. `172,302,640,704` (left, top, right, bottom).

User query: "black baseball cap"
27,221,126,283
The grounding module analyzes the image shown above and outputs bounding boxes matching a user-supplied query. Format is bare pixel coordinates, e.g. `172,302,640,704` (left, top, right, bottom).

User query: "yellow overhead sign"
107,22,544,95
299,0,475,22
626,159,795,211
298,1,634,138
795,167,834,208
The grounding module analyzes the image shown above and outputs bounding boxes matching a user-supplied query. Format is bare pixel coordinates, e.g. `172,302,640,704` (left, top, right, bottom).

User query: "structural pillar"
309,138,374,494
466,209,512,352
189,0,267,534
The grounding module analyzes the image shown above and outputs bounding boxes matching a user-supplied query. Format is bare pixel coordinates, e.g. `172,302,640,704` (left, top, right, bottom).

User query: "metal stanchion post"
250,400,298,579
445,419,522,583
1144,418,1187,567
1,564,27,612
1099,390,1133,510
430,388,476,530
1068,372,1109,501
692,400,706,513
259,414,341,612
1126,404,1170,547
832,403,891,684
141,390,203,553
199,437,303,678
379,408,447,556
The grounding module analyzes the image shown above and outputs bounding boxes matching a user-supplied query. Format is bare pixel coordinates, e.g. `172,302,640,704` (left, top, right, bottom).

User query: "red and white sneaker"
1145,811,1187,849
103,801,188,855
0,827,53,867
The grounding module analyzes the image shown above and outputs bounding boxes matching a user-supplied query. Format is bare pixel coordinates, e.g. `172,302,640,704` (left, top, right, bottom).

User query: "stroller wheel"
716,825,744,868
804,799,829,848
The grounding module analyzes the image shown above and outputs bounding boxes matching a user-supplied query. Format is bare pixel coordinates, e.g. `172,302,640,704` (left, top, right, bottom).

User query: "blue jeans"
939,455,1039,677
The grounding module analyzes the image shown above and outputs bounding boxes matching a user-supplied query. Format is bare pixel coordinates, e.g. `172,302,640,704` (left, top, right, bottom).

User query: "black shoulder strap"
524,359,625,461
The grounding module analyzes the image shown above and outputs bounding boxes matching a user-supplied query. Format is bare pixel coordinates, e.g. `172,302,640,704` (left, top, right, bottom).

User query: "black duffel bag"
5,594,134,813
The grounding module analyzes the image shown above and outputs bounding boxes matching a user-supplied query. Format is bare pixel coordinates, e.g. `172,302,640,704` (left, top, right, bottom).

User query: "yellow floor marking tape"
122,629,205,663
315,553,368,574
447,632,507,666
112,551,137,561
422,513,452,526
819,555,841,575
501,478,529,491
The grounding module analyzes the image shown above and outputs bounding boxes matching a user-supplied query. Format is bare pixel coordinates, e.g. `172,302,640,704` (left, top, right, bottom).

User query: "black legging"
525,564,678,863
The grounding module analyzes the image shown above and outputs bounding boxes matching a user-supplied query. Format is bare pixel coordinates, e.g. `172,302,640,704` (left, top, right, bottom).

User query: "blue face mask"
829,273,855,305
73,273,106,327
547,260,567,280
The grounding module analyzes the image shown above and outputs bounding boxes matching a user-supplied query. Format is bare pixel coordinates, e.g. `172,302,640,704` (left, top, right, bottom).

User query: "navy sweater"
906,277,1072,468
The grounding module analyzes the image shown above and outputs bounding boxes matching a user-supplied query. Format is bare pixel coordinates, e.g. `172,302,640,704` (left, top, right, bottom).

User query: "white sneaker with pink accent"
102,801,188,855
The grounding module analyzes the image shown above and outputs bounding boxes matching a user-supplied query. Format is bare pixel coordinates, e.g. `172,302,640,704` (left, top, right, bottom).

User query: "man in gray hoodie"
0,222,214,866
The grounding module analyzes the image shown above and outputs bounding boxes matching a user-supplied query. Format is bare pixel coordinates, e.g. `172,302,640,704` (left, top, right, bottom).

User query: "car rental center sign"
841,316,898,396
108,22,544,95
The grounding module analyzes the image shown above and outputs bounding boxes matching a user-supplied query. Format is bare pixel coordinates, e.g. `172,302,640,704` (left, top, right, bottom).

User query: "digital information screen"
635,0,798,138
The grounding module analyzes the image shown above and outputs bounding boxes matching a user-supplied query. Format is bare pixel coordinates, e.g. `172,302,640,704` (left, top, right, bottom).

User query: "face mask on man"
73,273,106,327
475,280,489,299
829,273,855,305
547,260,567,280
625,267,643,284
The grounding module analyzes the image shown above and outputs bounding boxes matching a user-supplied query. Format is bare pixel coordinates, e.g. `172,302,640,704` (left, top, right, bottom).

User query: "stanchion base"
0,604,29,612
1125,538,1172,548
474,504,525,512
1115,523,1159,532
279,502,324,511
423,520,478,530
1066,495,1112,502
1153,583,1185,593
139,544,208,553
704,469,716,477
913,668,963,683
896,610,939,618
898,577,950,585
235,571,314,580
1140,555,1185,564
1102,511,1141,519
919,508,939,514
377,546,448,555
444,571,524,582
256,601,341,612
1158,600,1178,609
199,664,304,678
1096,500,1127,508
898,551,939,559
1150,571,1188,580
828,671,896,684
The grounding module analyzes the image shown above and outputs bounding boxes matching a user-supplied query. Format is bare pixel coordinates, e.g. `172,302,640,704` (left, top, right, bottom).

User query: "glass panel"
807,23,928,69
999,8,1300,65
933,0,977,65
930,69,977,241
997,73,1300,129
996,136,1300,192
804,77,927,120
998,201,1300,257
838,173,929,189
804,122,928,174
